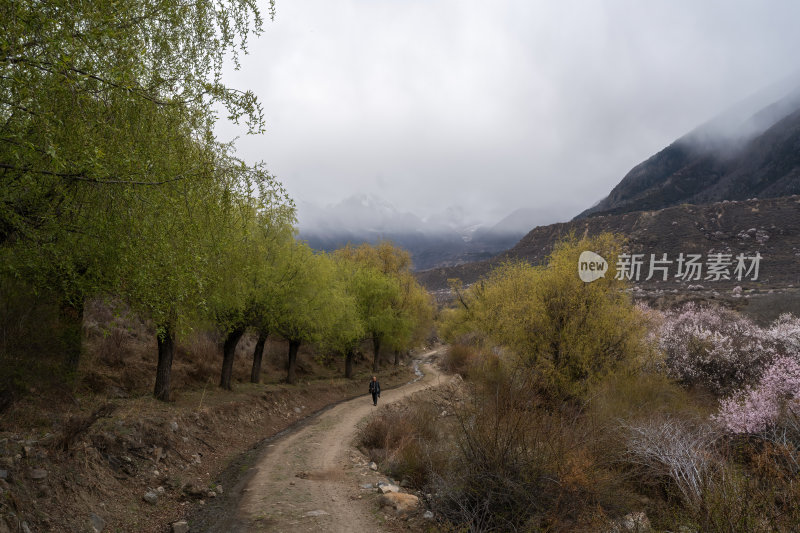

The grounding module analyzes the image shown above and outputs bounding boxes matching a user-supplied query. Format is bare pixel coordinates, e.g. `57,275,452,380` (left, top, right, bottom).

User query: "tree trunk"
250,331,268,384
345,349,355,379
287,339,301,384
154,324,175,401
219,326,246,390
60,302,84,376
394,349,401,366
372,335,381,373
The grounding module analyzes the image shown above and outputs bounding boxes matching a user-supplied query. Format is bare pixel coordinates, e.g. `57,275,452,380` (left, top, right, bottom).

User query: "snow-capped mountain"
297,194,560,270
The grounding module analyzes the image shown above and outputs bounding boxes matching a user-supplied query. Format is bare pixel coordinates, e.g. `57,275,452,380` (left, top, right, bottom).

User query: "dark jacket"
369,380,381,395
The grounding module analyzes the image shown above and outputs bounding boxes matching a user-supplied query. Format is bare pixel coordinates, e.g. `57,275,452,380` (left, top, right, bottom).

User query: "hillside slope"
417,195,800,292
578,88,800,218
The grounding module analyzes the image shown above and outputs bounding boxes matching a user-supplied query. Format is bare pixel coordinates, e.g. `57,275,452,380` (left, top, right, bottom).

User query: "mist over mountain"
302,76,800,274
418,76,800,317
418,195,800,323
578,75,800,219
297,194,561,270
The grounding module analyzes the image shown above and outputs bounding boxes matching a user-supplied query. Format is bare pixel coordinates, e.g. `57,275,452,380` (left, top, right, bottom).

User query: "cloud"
216,0,800,226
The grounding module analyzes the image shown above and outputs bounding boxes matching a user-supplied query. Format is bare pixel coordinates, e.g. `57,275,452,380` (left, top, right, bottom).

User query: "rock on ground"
379,492,419,515
28,468,47,480
89,513,105,532
612,511,651,532
377,484,400,494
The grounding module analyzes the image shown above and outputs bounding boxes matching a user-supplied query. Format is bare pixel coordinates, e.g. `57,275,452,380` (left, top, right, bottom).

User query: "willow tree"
386,273,434,365
111,144,223,401
334,241,434,371
212,185,295,391
1,0,272,248
239,206,304,385
0,0,274,373
329,258,370,378
270,243,338,384
440,234,649,400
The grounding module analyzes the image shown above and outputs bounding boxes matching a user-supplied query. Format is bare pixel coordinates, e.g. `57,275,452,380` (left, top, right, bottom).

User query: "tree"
1,0,271,251
334,241,432,372
244,223,299,384
249,327,270,384
329,258,370,378
386,268,434,364
271,243,337,384
348,264,402,372
441,234,648,400
0,0,275,375
210,188,295,391
111,144,291,400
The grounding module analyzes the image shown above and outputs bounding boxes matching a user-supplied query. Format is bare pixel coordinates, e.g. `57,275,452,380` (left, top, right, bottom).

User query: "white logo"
578,251,608,283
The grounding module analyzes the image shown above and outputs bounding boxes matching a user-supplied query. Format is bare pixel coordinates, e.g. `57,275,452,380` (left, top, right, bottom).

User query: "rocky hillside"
577,86,800,218
417,195,800,294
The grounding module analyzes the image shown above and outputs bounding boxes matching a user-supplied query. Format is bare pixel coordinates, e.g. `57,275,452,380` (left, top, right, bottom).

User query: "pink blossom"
714,356,800,434
657,304,781,394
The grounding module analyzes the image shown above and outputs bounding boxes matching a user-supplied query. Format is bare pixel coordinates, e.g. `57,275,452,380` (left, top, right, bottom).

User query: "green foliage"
334,241,434,354
0,0,282,295
0,0,302,399
1,0,272,273
269,243,336,345
349,263,402,345
441,233,649,400
323,259,367,356
588,370,704,424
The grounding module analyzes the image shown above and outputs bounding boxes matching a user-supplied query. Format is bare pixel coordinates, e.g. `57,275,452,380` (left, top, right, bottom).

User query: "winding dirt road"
225,347,448,532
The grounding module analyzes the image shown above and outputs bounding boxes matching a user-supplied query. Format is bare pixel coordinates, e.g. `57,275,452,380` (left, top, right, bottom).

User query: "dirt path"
220,347,448,532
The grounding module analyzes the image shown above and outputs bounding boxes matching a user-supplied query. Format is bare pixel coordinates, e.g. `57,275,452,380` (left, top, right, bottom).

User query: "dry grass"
441,343,478,376
360,402,449,488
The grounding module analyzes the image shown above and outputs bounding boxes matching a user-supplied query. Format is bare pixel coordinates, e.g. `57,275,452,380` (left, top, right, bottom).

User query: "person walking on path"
369,376,381,406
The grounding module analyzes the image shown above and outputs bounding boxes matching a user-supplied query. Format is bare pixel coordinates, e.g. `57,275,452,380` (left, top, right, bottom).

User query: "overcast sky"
216,0,800,227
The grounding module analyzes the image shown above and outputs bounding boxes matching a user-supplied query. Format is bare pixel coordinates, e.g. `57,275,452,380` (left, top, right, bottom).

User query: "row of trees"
0,1,433,402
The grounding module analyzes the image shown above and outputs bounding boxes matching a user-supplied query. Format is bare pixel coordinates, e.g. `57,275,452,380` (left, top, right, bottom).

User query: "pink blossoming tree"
714,356,800,434
657,304,784,395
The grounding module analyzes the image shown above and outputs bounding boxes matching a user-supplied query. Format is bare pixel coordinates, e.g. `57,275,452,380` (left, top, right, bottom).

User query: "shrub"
96,327,129,367
714,356,800,434
428,364,636,531
441,344,477,377
675,440,800,532
657,304,796,395
181,331,219,383
360,414,391,451
623,416,720,508
588,370,702,424
767,313,800,354
693,463,778,533
441,233,649,401
359,405,444,487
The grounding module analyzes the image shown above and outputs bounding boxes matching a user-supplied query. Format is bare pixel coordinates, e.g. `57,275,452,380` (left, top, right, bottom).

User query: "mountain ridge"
297,195,563,270
577,84,800,219
416,195,800,293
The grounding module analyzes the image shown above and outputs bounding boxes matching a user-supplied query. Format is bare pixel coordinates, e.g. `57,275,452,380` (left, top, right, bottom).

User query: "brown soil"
0,350,416,532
